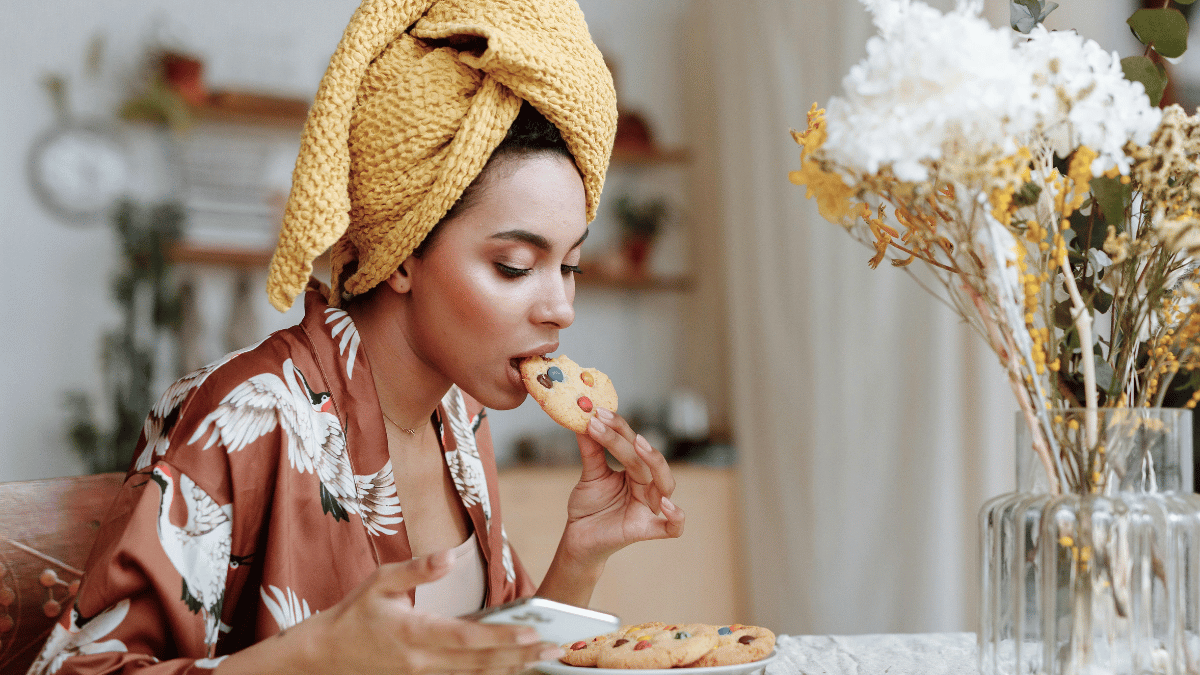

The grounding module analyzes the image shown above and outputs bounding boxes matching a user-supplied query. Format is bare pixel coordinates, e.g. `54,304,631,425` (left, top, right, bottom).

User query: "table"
769,633,978,675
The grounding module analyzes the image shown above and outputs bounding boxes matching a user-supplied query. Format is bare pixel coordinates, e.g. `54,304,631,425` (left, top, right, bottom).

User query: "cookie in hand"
520,355,618,433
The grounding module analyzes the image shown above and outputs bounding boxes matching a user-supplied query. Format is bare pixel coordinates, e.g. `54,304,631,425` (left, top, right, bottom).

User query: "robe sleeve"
28,368,276,675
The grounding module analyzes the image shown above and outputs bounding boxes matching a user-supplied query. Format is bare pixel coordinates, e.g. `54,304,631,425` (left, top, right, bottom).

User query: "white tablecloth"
770,633,978,675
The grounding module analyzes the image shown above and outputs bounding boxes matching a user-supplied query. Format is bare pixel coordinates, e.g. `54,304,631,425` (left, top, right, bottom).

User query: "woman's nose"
535,276,575,329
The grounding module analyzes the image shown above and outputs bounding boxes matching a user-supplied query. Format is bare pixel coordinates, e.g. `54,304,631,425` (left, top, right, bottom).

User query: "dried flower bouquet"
792,0,1200,495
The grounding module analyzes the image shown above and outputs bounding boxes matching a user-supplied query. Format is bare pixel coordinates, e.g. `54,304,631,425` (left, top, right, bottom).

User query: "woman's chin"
462,383,527,411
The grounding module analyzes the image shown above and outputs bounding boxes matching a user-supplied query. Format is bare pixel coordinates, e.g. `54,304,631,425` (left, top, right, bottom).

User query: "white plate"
533,650,778,675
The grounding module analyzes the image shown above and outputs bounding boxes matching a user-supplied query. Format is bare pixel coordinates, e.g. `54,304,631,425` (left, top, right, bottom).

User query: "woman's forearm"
535,531,607,607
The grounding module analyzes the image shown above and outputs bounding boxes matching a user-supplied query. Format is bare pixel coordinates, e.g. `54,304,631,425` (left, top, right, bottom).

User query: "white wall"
0,0,692,480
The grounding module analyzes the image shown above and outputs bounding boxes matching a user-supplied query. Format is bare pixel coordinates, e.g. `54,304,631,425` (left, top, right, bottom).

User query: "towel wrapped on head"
266,0,618,311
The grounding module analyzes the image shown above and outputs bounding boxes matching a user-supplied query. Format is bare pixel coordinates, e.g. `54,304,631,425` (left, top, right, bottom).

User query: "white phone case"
464,597,621,644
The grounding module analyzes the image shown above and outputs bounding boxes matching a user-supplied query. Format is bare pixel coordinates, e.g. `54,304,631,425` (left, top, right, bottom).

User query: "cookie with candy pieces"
559,623,666,667
691,624,776,667
520,355,617,433
595,623,718,669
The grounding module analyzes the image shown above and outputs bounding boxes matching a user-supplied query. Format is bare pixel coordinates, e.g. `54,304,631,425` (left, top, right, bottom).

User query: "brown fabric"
266,0,617,311
28,280,535,675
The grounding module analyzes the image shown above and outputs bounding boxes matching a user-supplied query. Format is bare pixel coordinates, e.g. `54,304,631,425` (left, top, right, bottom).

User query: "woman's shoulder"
131,326,314,473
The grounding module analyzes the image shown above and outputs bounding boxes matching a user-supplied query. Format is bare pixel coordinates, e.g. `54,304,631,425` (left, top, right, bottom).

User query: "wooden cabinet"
496,465,747,625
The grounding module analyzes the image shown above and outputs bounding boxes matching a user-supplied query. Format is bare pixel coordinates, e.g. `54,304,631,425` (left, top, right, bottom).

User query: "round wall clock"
27,122,130,223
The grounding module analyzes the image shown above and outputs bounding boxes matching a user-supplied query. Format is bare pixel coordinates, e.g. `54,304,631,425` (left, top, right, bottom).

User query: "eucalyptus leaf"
1090,175,1132,224
1127,8,1190,59
1094,357,1116,394
1055,301,1074,329
1011,0,1060,33
1122,55,1169,106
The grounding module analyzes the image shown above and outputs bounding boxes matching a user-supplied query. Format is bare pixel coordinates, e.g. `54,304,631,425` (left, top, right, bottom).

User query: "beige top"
414,531,487,617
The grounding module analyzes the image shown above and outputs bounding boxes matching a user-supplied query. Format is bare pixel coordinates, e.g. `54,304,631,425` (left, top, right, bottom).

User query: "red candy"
570,641,587,650
613,639,629,647
577,396,593,412
634,640,652,651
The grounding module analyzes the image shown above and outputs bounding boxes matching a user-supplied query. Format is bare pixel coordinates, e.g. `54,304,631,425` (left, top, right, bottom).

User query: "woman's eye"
561,264,583,276
496,263,531,278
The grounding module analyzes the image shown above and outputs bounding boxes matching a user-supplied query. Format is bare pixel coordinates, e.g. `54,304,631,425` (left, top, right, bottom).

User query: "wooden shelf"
577,267,694,291
611,145,689,166
190,91,310,128
169,244,690,291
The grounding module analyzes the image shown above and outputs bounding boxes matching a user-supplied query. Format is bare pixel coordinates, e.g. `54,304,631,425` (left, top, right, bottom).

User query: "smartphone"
464,597,621,644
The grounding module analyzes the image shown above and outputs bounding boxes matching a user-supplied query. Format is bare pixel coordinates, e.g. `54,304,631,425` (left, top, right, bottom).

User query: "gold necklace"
380,410,418,435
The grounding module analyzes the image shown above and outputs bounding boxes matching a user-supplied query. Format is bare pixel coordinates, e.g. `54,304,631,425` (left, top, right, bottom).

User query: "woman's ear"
384,261,413,294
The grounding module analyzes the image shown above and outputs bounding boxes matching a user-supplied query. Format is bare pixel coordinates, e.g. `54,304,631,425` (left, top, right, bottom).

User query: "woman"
28,0,684,673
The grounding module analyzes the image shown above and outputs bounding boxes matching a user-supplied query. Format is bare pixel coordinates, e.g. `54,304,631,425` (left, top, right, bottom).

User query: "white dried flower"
1018,26,1162,175
824,0,1034,181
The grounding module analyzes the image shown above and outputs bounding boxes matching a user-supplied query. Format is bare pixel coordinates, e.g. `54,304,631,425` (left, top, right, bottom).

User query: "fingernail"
596,407,614,421
588,416,605,434
662,496,676,511
636,434,650,451
539,647,565,661
518,630,541,645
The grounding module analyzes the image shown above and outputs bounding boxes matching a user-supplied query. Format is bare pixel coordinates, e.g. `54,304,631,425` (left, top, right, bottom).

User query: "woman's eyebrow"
490,228,590,250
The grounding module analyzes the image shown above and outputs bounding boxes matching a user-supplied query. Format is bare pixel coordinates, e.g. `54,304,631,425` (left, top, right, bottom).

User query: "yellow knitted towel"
266,0,617,311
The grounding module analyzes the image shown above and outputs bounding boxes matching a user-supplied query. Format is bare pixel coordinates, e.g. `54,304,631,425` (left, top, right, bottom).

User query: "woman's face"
401,152,588,410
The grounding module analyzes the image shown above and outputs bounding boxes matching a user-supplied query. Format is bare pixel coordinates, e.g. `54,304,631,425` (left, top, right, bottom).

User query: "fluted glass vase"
980,408,1200,675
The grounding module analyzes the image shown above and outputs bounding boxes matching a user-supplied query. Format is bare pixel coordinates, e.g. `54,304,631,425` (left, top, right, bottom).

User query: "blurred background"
2,0,1195,640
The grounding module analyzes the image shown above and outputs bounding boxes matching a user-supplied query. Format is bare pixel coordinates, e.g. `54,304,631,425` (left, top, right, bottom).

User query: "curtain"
692,0,1018,635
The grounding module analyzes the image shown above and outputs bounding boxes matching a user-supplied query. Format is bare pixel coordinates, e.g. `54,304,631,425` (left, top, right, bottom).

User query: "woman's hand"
562,407,686,565
217,552,561,675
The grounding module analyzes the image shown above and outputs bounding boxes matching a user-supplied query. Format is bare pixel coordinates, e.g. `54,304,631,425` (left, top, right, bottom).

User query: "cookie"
691,624,776,667
561,631,623,667
520,355,618,433
595,623,719,669
559,624,663,666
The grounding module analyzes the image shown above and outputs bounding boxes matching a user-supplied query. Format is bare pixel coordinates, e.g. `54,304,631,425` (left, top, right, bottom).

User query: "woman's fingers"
370,551,455,600
404,618,534,649
575,429,612,483
389,615,561,671
586,408,652,483
661,496,685,538
634,433,676,499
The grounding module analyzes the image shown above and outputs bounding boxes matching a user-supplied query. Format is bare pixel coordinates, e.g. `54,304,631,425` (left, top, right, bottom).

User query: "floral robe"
29,279,537,675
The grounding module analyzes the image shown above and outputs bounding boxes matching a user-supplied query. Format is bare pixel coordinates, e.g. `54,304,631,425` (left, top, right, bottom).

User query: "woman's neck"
345,287,451,433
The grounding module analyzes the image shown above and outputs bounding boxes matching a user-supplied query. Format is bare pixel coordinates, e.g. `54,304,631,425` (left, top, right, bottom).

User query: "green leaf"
1054,301,1074,329
1011,0,1060,33
1094,357,1117,396
1013,181,1042,208
1090,175,1132,224
1122,55,1169,106
1127,8,1190,59
1094,289,1113,314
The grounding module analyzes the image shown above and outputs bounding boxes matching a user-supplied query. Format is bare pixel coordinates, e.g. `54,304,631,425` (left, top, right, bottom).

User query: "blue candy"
718,627,732,635
547,366,564,382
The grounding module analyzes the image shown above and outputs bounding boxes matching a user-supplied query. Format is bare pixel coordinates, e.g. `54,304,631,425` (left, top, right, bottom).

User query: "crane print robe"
29,279,537,675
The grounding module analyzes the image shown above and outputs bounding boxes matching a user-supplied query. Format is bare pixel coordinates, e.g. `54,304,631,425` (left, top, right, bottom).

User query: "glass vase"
979,408,1200,675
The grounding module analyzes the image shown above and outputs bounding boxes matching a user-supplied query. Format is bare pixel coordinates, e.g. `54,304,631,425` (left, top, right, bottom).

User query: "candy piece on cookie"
691,624,776,667
596,623,718,669
520,355,617,433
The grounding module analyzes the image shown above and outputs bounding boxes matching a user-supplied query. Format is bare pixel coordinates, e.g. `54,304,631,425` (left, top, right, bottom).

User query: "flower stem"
1059,257,1099,452
968,285,1062,493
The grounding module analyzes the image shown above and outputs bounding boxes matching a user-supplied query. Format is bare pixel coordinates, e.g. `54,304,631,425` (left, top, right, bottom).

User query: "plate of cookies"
536,623,777,675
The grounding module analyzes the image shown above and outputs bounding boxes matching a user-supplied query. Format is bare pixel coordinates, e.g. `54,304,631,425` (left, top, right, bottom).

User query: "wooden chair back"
0,472,124,675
